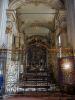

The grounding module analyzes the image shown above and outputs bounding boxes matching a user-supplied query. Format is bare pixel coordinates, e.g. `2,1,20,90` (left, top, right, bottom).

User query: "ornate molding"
9,0,64,9
6,22,13,34
6,10,16,22
6,10,17,34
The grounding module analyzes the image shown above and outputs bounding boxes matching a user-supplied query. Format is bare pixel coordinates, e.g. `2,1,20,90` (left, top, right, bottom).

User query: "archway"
5,0,67,96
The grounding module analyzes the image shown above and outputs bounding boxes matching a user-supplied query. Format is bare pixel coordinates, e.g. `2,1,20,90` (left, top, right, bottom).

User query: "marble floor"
3,96,75,100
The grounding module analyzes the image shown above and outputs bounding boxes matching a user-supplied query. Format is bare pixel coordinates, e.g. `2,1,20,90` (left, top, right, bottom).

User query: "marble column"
0,0,9,95
66,0,75,52
58,0,75,85
5,10,19,94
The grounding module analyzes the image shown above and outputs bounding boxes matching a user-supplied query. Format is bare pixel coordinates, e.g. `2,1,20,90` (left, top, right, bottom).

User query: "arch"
20,21,54,33
9,0,24,9
26,43,49,52
26,35,50,52
9,0,50,9
27,22,53,30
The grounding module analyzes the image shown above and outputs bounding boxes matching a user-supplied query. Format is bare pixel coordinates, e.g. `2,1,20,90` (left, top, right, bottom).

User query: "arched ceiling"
16,4,56,34
9,0,65,37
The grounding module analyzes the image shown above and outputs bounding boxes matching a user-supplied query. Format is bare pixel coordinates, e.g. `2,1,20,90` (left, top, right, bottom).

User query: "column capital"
6,9,17,34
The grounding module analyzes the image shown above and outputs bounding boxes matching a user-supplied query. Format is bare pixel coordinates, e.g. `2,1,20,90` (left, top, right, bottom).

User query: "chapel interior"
0,0,75,99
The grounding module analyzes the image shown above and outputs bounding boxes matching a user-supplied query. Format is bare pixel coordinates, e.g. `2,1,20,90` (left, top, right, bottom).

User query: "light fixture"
62,62,72,70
